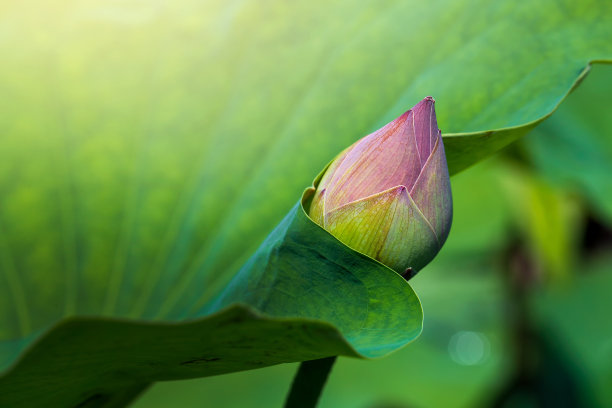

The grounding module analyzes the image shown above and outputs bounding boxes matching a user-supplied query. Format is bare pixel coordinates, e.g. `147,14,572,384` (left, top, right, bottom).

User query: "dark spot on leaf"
481,131,494,139
74,393,109,408
180,357,221,366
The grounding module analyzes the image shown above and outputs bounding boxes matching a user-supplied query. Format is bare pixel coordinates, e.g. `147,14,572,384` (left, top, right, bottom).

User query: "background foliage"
1,0,611,406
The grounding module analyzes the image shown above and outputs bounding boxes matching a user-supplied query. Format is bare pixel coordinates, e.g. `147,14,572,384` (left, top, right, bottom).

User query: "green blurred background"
2,0,612,406
135,65,612,407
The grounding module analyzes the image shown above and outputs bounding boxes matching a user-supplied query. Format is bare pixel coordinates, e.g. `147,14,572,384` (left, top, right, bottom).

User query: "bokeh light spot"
448,331,491,366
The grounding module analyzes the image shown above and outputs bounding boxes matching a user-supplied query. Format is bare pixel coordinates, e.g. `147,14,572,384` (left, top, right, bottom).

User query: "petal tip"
390,185,408,196
414,96,436,111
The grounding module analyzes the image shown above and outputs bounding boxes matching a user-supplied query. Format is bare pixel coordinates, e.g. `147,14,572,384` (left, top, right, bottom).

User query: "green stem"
284,357,337,408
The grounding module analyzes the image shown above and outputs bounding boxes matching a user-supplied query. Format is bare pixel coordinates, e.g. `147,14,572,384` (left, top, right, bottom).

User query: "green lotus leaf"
0,194,422,407
1,0,612,406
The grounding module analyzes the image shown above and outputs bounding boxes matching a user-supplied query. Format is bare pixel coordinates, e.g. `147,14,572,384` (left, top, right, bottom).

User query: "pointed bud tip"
399,97,436,118
412,96,436,110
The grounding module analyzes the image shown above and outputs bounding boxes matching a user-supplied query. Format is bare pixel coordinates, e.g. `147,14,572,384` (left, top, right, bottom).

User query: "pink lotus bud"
309,97,452,275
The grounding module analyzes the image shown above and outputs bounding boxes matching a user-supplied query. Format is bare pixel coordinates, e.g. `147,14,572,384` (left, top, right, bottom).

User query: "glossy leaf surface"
1,0,612,406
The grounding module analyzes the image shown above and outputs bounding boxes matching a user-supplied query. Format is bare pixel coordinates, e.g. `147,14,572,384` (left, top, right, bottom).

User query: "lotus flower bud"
309,97,452,276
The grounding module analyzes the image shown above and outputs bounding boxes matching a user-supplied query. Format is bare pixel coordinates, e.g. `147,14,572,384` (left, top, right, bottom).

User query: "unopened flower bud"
309,97,452,275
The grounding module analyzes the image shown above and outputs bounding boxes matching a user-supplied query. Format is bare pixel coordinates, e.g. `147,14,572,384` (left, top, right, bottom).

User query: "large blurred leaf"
1,0,612,405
